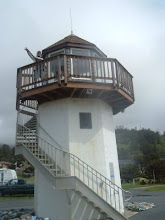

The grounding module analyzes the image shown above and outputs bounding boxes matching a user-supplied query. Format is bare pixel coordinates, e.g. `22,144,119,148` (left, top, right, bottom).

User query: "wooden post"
16,68,22,110
17,68,22,93
115,60,119,88
58,56,61,85
64,55,67,84
111,61,116,87
91,58,96,82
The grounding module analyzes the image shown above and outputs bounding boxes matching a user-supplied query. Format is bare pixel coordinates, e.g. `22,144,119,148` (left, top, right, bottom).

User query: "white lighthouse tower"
16,34,134,220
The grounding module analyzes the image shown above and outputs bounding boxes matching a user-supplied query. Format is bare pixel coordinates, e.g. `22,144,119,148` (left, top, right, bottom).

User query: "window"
71,49,90,56
9,179,18,185
79,113,92,129
48,49,65,80
49,49,65,58
1,173,3,182
18,179,25,185
71,48,91,77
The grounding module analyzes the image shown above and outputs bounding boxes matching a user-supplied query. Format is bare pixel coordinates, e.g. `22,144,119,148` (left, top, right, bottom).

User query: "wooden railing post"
115,60,119,88
111,61,116,87
64,55,67,84
16,68,22,110
131,77,135,99
58,56,61,85
91,58,96,82
17,68,22,93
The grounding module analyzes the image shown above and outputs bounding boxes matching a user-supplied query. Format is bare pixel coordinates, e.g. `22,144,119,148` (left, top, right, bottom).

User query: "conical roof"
42,34,106,57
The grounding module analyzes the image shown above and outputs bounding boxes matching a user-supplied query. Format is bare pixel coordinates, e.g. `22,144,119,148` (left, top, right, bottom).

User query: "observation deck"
16,54,134,115
16,34,134,115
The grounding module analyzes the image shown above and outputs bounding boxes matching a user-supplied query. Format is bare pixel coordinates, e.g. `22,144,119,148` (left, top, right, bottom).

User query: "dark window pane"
72,49,89,56
79,113,92,129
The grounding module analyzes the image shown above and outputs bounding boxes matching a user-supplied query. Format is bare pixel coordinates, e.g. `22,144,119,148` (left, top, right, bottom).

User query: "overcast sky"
0,0,165,145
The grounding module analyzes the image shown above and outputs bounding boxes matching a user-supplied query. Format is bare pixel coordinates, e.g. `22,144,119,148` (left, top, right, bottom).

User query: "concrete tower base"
38,98,121,184
35,98,124,217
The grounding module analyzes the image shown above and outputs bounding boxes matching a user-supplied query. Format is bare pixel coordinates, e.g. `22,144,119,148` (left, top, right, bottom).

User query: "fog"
0,0,165,145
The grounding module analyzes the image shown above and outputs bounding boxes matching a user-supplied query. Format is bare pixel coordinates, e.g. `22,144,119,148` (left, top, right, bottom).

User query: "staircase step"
26,122,37,124
49,168,60,172
19,143,37,145
17,134,37,136
17,139,37,142
35,154,44,158
45,164,55,167
88,201,100,208
17,136,37,138
76,191,107,213
31,151,40,154
106,217,113,220
55,173,67,177
75,191,113,219
17,136,37,139
25,127,36,129
27,146,38,149
39,159,49,162
29,148,39,150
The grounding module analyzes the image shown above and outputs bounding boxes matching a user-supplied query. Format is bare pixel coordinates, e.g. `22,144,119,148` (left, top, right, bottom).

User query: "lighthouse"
16,34,134,220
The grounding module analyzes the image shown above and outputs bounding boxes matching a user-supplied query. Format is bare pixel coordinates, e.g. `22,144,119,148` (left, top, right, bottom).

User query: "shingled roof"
45,34,95,49
42,34,106,57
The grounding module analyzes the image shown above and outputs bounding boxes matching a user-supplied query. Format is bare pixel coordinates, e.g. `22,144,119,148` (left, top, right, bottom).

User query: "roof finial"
70,8,73,35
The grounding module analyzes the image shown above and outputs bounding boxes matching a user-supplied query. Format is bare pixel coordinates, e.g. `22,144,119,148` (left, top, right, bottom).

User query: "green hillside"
116,127,165,182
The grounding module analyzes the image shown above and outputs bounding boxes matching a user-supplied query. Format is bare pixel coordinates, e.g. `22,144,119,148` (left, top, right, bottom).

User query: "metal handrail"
16,116,132,212
37,123,63,150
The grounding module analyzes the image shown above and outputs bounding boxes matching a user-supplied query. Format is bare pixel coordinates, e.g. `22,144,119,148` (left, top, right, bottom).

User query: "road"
128,188,165,220
0,199,34,210
0,190,164,220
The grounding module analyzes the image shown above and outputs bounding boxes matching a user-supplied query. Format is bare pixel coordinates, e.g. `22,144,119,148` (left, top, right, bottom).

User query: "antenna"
70,8,73,35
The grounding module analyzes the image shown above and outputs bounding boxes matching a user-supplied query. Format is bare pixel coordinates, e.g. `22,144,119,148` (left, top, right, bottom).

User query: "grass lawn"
0,194,34,201
17,176,34,183
27,176,34,182
122,182,165,191
144,185,165,191
122,182,144,190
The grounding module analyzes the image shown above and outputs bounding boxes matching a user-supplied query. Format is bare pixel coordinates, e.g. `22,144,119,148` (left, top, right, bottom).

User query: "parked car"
0,168,17,185
0,179,34,196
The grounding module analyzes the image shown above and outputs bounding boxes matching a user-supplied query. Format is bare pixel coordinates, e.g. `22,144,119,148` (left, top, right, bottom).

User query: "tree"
118,147,131,159
11,147,24,167
116,127,165,182
133,151,146,174
0,144,12,162
145,160,165,182
120,165,141,182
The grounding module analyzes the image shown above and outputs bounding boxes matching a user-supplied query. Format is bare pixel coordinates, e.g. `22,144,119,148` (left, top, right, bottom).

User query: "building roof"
42,34,106,57
0,161,12,165
45,34,95,49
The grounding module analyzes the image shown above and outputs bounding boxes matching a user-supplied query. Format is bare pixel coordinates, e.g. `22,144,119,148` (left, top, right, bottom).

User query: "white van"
0,169,17,185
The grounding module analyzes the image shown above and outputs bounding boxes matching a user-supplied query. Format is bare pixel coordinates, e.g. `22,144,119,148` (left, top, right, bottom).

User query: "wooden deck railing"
17,54,134,100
